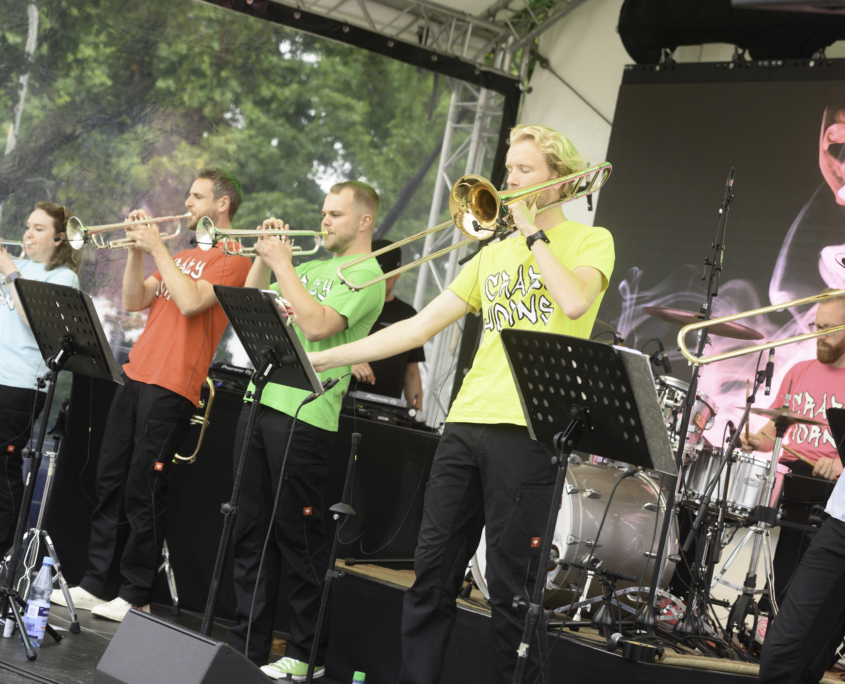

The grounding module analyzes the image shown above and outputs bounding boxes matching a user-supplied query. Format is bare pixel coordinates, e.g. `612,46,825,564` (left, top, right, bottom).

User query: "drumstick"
758,432,815,466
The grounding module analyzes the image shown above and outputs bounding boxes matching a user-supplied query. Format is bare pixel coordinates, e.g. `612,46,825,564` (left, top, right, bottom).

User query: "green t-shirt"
447,219,615,426
252,255,385,431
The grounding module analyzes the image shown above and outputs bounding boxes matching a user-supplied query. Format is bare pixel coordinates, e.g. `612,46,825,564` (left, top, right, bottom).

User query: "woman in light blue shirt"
0,202,81,557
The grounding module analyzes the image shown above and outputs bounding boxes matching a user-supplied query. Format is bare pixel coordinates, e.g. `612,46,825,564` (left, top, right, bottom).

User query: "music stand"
500,330,673,684
200,286,324,636
4,279,122,660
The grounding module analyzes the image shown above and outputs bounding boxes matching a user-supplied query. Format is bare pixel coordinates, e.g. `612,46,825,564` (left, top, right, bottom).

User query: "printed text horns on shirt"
336,162,612,292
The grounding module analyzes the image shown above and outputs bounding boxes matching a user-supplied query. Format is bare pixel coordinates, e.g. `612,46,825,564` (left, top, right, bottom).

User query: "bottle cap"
43,557,55,565
353,673,366,682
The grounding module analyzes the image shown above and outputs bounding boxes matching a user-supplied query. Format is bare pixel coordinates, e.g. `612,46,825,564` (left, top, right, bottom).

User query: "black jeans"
226,403,335,667
399,423,556,684
0,385,46,559
758,517,845,684
80,374,193,605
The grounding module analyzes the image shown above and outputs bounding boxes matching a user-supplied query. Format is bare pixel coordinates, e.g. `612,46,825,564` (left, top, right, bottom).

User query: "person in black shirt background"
351,239,424,412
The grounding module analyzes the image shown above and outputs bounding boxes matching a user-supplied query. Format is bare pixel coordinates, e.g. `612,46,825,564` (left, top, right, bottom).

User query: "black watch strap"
526,230,550,250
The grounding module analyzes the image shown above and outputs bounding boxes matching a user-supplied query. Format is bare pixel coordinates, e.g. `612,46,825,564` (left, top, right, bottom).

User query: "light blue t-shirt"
0,260,80,391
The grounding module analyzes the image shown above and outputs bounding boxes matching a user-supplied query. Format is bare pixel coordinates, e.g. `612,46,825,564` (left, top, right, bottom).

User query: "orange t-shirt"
123,245,251,406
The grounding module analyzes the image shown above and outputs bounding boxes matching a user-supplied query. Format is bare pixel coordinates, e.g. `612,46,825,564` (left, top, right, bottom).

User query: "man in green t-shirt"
310,126,615,684
226,181,385,680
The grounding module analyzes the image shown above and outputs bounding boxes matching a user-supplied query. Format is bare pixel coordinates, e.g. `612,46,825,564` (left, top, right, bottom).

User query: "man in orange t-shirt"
51,168,251,622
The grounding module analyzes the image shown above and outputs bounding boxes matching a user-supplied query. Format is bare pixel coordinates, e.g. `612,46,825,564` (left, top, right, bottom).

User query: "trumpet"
173,377,216,464
0,240,28,259
337,162,612,291
678,289,845,366
195,217,327,256
65,213,190,250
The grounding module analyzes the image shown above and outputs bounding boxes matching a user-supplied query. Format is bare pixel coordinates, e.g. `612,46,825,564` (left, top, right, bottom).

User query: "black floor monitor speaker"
93,609,267,684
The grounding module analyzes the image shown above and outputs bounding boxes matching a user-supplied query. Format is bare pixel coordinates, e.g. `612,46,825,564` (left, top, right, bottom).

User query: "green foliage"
0,0,456,319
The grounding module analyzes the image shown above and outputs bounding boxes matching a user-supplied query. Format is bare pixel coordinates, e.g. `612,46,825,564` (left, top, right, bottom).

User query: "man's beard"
817,336,845,364
188,208,218,231
325,230,354,254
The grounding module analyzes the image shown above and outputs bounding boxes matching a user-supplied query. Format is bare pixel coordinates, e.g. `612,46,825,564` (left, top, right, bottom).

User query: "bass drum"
470,462,678,610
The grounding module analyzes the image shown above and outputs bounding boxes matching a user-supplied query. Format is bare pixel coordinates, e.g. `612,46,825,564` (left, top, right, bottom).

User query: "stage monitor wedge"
93,609,267,684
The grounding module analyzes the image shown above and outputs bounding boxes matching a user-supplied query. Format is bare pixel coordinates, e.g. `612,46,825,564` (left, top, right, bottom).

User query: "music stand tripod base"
4,279,123,658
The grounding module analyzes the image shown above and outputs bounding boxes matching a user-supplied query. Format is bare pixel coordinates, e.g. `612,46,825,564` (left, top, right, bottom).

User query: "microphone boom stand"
637,168,735,628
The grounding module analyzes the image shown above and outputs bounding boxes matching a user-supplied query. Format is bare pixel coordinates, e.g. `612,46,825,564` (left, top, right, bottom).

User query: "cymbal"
594,318,622,337
739,406,826,427
643,307,764,341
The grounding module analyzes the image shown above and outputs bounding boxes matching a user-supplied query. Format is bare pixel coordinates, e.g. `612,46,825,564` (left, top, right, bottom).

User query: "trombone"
677,289,845,366
173,377,216,464
337,162,612,291
0,240,28,259
65,213,191,250
195,217,327,256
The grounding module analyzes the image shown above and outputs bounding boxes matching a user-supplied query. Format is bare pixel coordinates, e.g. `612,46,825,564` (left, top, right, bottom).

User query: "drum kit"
467,305,827,652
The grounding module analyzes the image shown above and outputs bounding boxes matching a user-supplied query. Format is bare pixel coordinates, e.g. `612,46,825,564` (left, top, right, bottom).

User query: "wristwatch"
525,230,550,251
6,271,21,283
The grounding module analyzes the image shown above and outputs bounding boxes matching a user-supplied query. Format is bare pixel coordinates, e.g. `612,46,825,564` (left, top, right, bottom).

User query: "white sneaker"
90,597,150,622
50,586,106,611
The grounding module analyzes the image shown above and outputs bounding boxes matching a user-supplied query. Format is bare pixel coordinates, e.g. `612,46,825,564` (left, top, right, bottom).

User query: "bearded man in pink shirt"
741,288,845,644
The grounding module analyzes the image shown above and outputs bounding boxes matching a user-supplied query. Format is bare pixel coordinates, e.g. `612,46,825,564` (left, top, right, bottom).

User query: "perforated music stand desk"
7,279,122,659
213,286,323,394
501,330,676,474
202,285,324,636
499,330,675,684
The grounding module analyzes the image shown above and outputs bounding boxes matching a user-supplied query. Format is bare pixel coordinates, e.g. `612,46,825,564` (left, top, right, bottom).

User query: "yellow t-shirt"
447,219,615,426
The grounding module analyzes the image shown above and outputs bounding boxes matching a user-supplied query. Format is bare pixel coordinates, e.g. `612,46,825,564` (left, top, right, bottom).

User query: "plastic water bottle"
352,672,366,684
22,557,54,647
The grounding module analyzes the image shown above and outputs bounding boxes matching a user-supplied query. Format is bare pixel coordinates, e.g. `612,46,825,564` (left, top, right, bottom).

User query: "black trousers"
758,517,845,684
399,423,556,684
0,385,46,559
80,374,193,606
226,403,334,667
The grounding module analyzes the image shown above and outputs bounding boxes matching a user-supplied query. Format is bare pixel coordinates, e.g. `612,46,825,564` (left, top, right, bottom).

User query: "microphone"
764,349,775,396
189,236,197,246
657,338,673,375
620,465,638,480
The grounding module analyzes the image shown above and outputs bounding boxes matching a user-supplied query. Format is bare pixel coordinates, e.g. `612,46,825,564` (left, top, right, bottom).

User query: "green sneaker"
260,657,325,681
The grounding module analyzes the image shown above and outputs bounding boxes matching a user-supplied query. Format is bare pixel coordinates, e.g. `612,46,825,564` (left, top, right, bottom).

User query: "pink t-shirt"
770,359,845,464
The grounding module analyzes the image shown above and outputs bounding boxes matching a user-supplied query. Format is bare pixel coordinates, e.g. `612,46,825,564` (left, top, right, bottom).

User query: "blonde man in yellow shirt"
310,125,615,684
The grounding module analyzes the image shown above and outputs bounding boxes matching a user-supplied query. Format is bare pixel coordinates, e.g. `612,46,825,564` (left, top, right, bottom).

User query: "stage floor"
2,554,844,683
